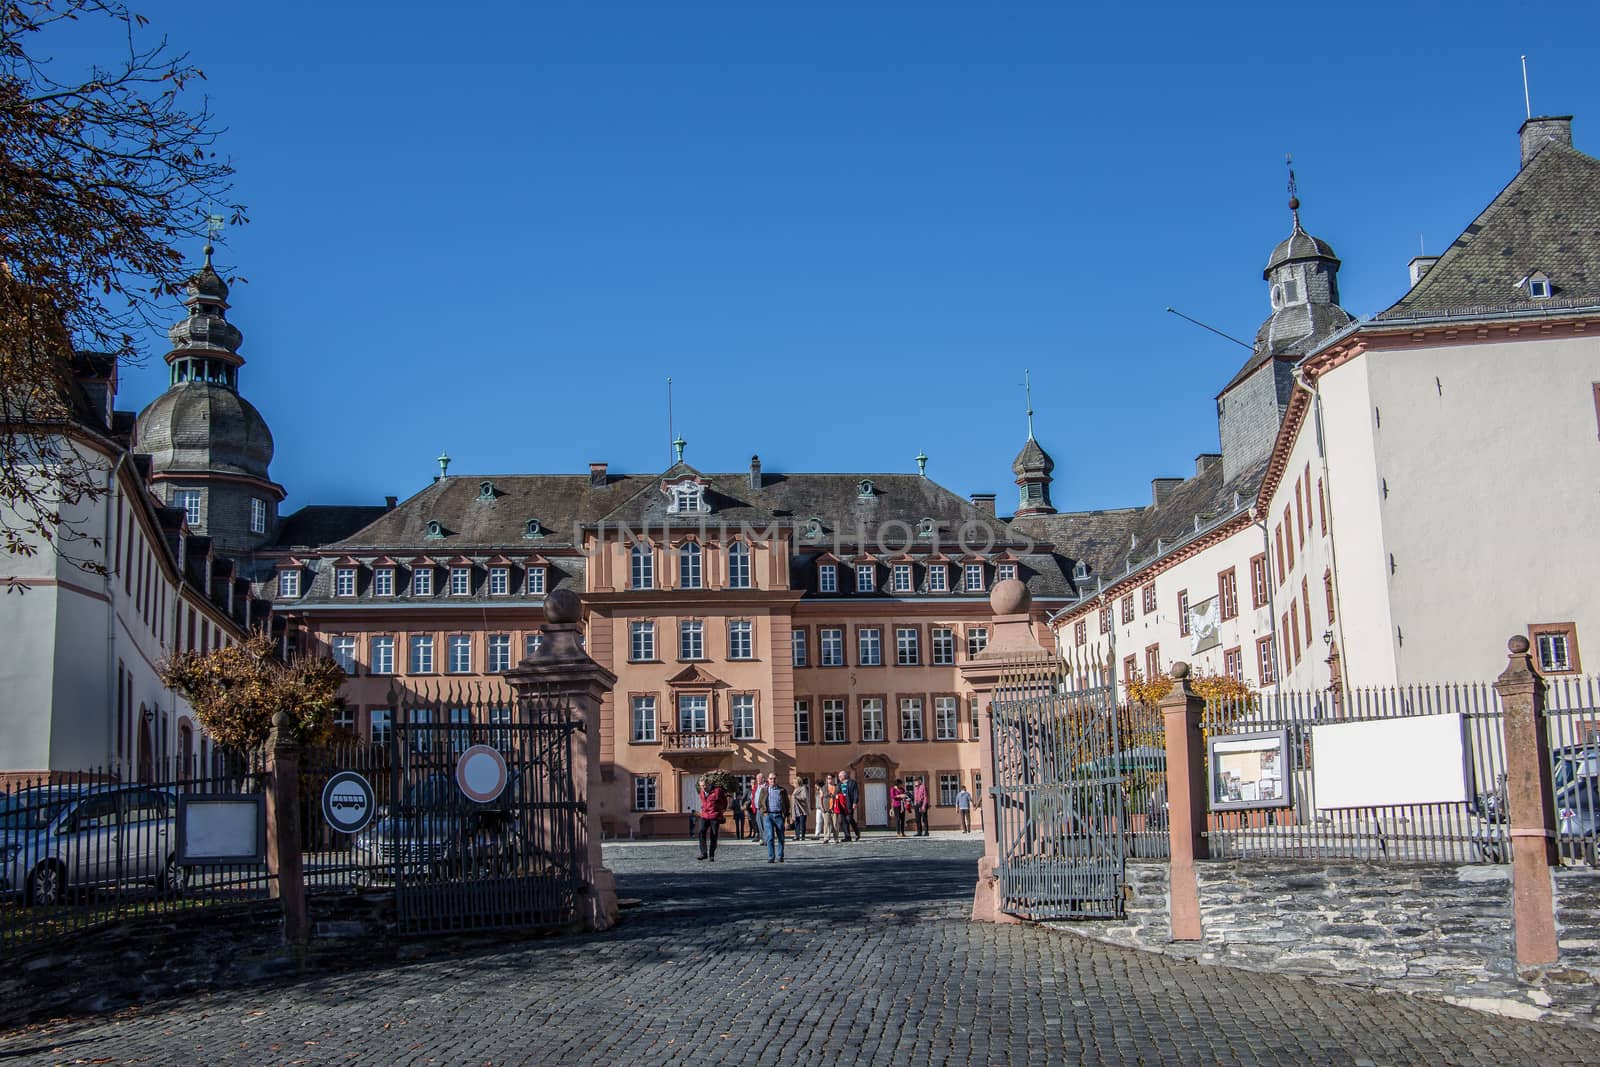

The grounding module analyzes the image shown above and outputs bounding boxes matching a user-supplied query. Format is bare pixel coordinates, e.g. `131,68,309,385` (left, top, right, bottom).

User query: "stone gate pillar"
1494,635,1558,966
263,710,309,945
505,588,620,932
1156,662,1208,941
960,579,1056,924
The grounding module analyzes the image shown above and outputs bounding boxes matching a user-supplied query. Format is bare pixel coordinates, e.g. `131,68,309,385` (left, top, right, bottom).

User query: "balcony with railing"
660,729,735,761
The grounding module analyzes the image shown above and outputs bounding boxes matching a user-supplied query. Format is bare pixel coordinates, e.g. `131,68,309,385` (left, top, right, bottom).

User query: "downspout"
104,451,130,768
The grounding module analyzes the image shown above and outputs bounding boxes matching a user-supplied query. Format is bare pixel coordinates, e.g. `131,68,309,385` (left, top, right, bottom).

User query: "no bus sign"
321,771,376,834
456,745,509,804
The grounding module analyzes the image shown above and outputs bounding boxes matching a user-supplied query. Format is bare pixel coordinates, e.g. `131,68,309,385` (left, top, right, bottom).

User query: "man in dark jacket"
838,770,861,841
697,779,728,861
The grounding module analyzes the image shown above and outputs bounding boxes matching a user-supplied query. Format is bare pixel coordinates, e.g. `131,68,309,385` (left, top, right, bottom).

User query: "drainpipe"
104,451,130,769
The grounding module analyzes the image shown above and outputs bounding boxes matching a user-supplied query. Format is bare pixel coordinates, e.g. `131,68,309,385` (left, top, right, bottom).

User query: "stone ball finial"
1170,661,1190,680
1508,635,1531,655
989,577,1030,616
272,710,293,731
545,587,581,624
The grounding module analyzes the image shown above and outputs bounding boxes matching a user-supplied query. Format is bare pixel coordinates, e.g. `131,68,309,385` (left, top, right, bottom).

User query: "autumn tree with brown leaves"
159,633,345,751
1,0,245,571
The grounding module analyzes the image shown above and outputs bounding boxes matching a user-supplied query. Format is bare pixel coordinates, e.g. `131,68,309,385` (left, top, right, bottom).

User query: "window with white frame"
1533,625,1579,674
731,694,756,740
822,698,847,743
677,694,708,733
997,562,1017,583
250,497,267,534
450,567,471,596
524,633,543,659
892,563,912,592
374,567,395,597
331,636,357,674
370,636,394,675
860,697,884,742
448,707,472,753
633,775,659,811
896,627,920,666
488,705,513,749
370,708,392,745
794,700,811,744
858,627,882,666
409,635,434,673
448,634,472,673
967,626,988,658
818,564,838,593
964,563,985,592
335,567,356,597
791,629,807,667
934,696,959,740
679,619,704,660
678,542,702,589
527,566,547,595
630,543,654,589
728,619,754,660
631,696,657,742
488,634,511,672
489,566,509,595
412,568,433,596
970,695,980,739
855,564,876,593
938,773,960,806
630,620,655,662
932,627,955,665
820,628,844,667
174,489,202,527
928,564,948,593
334,705,356,733
668,482,705,513
277,569,300,598
405,708,433,750
900,698,924,741
727,541,751,589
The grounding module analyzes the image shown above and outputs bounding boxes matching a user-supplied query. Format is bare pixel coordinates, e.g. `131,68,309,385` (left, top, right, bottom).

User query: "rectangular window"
731,694,756,740
1218,568,1238,620
939,773,960,807
278,569,300,598
527,567,547,595
1275,525,1286,584
860,698,885,742
1289,602,1301,665
370,636,394,675
174,489,202,527
727,545,751,589
677,694,708,733
410,635,434,674
964,563,985,592
331,636,356,674
892,563,913,592
334,705,356,733
1223,646,1243,681
448,634,472,673
1074,619,1088,646
1295,481,1306,547
448,707,472,753
855,564,876,593
934,696,959,741
1284,507,1295,569
728,620,754,660
1250,554,1269,609
631,546,654,590
794,700,812,744
524,633,543,659
1318,478,1327,534
489,566,509,595
858,627,882,666
1141,583,1157,615
335,567,356,597
928,565,948,593
1257,635,1275,685
1099,606,1111,634
1325,572,1336,624
374,567,395,597
1121,595,1134,624
1145,643,1160,680
450,567,471,595
633,776,659,811
967,626,988,658
896,627,920,666
931,627,955,665
1177,589,1190,636
630,621,655,662
997,562,1018,583
792,629,808,667
631,696,657,742
679,620,704,660
818,564,838,593
250,497,267,534
413,568,433,596
969,695,981,740
820,628,844,667
488,705,514,749
822,699,847,743
1302,578,1313,647
1531,623,1581,674
488,634,511,672
900,698,924,741
370,708,392,746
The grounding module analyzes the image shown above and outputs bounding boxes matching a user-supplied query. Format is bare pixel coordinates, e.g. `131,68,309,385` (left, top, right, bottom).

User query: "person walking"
749,785,763,843
831,783,852,843
814,775,829,840
912,778,930,836
697,777,728,861
838,770,861,841
731,783,748,841
758,772,787,862
890,780,908,837
791,778,809,841
955,784,973,833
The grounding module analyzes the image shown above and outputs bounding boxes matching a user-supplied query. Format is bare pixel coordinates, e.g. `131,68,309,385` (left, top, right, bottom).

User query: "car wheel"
160,854,189,898
27,862,65,906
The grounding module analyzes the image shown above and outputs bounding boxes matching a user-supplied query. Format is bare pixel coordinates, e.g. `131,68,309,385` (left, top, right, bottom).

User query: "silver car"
0,785,188,905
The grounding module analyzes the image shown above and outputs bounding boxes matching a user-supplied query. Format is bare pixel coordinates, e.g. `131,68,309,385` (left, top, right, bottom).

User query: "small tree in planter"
159,632,346,753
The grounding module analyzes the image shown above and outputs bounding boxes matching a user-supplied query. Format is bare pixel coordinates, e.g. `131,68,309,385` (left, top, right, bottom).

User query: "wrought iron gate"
989,664,1126,920
389,688,585,935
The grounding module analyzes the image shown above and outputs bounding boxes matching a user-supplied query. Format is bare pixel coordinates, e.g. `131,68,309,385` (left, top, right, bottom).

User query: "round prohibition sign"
321,770,376,834
456,744,509,804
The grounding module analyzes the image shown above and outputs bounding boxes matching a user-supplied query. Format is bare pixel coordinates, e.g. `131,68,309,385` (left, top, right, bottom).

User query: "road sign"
456,744,509,804
322,770,376,834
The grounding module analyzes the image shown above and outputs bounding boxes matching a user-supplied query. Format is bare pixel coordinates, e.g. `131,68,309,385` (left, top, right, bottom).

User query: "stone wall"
1049,859,1600,1030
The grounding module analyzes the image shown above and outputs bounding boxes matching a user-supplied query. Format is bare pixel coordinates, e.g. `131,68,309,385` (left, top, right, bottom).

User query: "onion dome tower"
133,244,284,561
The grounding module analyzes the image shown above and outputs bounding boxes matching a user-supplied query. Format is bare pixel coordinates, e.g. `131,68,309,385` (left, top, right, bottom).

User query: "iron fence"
300,739,395,892
1543,674,1600,866
0,753,272,948
1118,699,1170,860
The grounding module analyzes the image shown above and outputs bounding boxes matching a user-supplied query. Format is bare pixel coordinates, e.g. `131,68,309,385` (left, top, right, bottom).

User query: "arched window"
727,541,751,589
678,541,702,589
630,542,654,590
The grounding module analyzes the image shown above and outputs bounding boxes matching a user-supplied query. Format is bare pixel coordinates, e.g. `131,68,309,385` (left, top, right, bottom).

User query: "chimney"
1408,255,1439,286
1152,478,1183,508
970,492,996,517
1520,115,1573,168
384,495,398,509
1194,453,1222,477
748,454,762,490
589,462,608,489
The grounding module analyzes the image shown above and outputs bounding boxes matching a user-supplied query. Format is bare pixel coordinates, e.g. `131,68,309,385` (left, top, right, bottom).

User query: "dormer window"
527,565,547,596
857,479,875,498
1524,271,1553,299
524,518,544,539
665,479,706,514
412,567,434,596
450,566,471,595
374,567,395,597
335,567,357,598
855,563,876,593
803,517,824,539
997,562,1018,583
277,569,301,599
917,517,936,538
425,520,444,539
489,566,509,595
478,480,495,500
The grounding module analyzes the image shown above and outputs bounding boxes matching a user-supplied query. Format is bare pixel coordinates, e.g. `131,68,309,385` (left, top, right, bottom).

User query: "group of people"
694,770,976,862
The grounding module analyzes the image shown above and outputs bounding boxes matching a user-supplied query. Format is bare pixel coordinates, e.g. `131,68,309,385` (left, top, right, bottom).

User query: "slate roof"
1379,139,1600,320
274,505,394,549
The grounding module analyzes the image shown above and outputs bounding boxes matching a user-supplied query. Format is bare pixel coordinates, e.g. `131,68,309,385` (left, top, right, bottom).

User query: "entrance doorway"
680,774,701,816
864,782,889,827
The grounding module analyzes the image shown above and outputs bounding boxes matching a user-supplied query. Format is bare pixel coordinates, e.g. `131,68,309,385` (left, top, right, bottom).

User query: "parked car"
1557,776,1600,866
351,773,527,885
0,784,189,905
1473,743,1599,826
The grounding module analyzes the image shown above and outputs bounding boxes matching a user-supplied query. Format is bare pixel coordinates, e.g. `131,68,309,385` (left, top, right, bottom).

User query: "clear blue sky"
100,1,1600,515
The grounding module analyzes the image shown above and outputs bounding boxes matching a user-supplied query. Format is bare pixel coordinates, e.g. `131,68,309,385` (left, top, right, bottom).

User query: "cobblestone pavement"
4,830,1599,1066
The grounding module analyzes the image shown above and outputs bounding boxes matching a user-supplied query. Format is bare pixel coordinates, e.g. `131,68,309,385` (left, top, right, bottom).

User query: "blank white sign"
181,798,262,861
1311,714,1468,809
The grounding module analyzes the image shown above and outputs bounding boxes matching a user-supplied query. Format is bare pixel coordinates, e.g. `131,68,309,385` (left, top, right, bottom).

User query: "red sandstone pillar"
1157,662,1208,942
1494,635,1558,966
264,711,309,945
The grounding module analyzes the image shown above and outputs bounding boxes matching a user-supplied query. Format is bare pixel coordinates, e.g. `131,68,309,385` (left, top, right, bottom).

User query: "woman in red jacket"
697,779,728,861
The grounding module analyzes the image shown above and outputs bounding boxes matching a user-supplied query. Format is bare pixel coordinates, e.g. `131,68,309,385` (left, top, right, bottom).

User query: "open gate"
989,663,1126,920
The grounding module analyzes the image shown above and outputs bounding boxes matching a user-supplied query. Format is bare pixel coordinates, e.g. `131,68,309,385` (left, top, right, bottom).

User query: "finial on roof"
1286,153,1301,228
673,435,686,464
437,450,451,479
915,450,928,477
1024,368,1036,440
